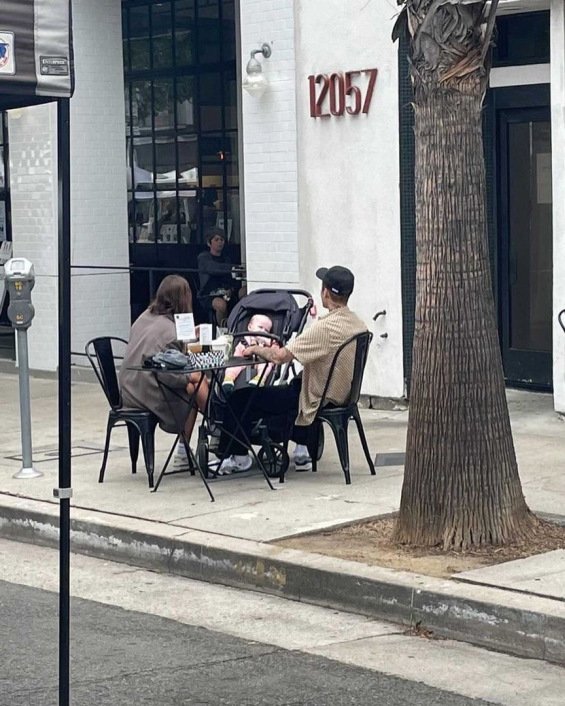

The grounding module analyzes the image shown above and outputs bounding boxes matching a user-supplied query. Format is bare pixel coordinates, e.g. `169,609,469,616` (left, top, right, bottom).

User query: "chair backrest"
318,330,373,410
85,337,128,410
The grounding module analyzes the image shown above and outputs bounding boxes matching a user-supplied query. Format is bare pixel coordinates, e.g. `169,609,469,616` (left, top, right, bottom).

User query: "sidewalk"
0,370,564,663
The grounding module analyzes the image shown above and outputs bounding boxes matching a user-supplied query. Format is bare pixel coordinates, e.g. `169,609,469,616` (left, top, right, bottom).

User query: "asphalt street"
1,579,494,706
1,539,563,706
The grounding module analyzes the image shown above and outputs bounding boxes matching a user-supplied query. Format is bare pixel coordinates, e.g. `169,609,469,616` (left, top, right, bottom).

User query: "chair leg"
165,435,180,473
140,429,156,489
307,422,321,473
353,408,376,475
324,416,351,484
127,423,140,475
98,417,114,483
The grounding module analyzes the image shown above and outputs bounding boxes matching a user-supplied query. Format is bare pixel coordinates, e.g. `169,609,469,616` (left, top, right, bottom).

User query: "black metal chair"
85,337,158,488
307,330,376,485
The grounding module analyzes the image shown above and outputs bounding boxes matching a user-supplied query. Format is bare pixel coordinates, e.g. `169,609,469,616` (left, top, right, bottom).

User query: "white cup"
199,324,213,345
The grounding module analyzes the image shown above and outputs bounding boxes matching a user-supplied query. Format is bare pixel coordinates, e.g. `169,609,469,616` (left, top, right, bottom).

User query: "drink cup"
200,324,213,345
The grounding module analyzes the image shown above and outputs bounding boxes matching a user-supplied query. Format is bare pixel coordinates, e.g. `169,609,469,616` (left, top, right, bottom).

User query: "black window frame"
493,11,550,68
122,0,239,247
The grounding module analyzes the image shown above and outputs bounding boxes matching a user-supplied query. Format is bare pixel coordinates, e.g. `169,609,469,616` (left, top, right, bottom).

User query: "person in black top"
197,227,240,325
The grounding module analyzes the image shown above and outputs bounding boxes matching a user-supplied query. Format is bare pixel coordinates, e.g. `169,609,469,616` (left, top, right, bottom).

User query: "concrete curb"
1,495,563,664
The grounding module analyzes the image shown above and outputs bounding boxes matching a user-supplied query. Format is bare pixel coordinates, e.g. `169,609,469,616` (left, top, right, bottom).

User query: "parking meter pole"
3,257,41,479
13,329,42,479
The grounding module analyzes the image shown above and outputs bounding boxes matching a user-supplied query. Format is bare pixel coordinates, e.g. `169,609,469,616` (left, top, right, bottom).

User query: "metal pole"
13,328,42,478
56,97,72,706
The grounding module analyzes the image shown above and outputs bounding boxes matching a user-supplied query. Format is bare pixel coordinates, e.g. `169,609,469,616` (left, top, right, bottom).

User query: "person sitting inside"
119,274,209,471
216,265,367,474
197,227,242,326
222,314,278,395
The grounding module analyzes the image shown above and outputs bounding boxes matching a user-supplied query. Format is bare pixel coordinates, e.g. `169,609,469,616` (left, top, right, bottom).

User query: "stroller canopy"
227,290,310,342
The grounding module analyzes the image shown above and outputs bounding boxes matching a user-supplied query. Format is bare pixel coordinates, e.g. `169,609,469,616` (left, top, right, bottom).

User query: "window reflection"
152,2,173,70
197,0,220,64
128,5,150,71
175,0,196,66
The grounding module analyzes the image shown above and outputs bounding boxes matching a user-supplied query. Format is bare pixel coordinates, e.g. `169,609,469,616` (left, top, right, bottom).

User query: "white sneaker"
293,444,312,472
218,454,252,474
172,442,190,470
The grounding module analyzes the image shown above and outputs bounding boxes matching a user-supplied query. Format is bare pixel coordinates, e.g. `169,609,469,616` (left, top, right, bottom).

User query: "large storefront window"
122,0,239,248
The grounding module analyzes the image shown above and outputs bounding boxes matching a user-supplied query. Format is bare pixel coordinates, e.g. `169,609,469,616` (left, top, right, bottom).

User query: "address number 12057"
308,68,378,118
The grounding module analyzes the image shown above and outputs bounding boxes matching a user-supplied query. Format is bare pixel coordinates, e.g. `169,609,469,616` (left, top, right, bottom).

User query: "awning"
0,0,74,111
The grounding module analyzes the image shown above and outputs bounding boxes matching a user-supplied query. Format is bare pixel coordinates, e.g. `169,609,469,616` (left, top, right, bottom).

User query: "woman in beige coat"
119,275,208,469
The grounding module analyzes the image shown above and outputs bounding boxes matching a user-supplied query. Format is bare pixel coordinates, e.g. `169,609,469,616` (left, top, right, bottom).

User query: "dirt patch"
278,514,565,578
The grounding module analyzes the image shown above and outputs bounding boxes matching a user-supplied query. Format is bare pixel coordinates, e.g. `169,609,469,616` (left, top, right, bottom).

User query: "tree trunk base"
393,508,537,550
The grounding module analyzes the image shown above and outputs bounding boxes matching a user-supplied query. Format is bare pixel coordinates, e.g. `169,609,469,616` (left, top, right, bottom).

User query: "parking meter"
4,258,42,479
5,258,36,329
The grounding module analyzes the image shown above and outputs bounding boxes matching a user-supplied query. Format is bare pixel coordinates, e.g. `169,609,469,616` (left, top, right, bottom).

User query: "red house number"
308,69,378,118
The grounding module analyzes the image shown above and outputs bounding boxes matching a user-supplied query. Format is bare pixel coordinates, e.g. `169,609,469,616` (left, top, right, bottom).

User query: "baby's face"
252,322,270,333
248,316,272,334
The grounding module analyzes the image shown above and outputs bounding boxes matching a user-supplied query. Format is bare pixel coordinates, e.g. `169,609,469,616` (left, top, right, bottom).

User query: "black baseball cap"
316,266,355,296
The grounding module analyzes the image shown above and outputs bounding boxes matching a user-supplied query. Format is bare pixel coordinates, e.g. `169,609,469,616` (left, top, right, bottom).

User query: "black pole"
56,97,72,706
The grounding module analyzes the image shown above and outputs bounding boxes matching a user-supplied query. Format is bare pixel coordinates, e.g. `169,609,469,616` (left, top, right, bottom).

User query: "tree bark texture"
395,0,533,548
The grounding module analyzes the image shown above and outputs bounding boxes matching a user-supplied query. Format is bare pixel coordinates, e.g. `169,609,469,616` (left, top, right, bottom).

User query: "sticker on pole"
0,31,15,75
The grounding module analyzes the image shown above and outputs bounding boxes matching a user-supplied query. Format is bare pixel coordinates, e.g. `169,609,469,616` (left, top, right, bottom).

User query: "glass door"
498,106,552,388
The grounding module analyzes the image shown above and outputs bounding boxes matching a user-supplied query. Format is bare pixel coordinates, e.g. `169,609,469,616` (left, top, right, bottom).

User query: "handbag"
143,349,193,370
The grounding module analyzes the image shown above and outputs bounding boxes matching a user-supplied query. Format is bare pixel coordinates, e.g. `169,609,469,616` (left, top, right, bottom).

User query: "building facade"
2,0,565,411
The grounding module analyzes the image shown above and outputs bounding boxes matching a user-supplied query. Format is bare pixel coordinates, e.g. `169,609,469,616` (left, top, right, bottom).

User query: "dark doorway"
495,86,552,389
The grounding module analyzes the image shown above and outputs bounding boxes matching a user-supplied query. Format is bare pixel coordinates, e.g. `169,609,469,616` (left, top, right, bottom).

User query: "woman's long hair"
149,275,193,317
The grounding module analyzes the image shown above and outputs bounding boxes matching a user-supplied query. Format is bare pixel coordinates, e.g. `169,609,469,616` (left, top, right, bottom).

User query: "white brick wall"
8,104,59,370
295,0,404,398
239,0,300,286
69,0,130,364
8,0,130,371
240,0,404,397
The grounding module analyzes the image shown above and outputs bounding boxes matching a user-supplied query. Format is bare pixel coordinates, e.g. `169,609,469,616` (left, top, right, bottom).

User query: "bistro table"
130,356,277,502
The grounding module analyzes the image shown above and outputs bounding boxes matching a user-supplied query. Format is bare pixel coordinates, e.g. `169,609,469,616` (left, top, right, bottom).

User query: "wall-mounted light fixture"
242,43,272,97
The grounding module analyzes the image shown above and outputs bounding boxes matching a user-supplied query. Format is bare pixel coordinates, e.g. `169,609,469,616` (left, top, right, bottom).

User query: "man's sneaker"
218,454,252,474
172,443,190,471
293,444,312,472
294,455,312,472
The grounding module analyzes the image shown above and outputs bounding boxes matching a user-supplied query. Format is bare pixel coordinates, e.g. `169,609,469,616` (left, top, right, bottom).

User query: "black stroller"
196,288,314,481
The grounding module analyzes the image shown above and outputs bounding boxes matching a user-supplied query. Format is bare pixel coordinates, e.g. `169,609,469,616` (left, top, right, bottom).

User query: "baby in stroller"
196,288,315,478
221,313,279,394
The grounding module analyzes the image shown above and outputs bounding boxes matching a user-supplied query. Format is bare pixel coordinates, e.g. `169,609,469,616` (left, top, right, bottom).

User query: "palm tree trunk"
394,1,534,548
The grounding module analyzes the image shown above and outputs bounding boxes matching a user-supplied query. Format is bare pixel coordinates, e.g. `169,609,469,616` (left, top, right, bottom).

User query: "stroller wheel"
258,444,289,479
197,439,210,478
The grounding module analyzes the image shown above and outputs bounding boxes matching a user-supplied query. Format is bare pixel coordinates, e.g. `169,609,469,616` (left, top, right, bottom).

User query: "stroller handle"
231,331,284,346
250,287,314,302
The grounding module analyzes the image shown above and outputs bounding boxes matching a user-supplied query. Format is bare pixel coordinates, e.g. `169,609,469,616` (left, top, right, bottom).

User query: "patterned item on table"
189,351,226,368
